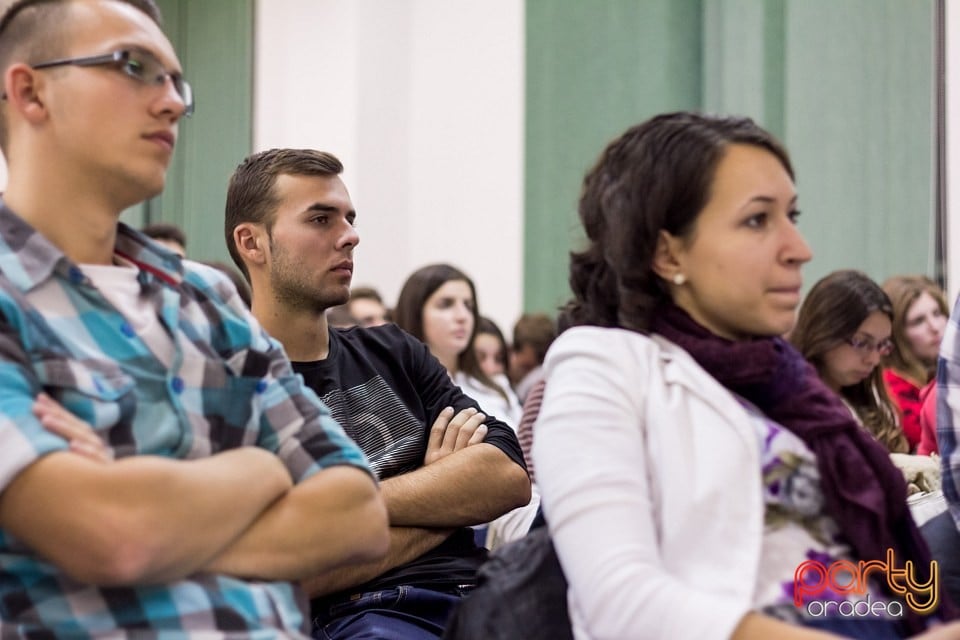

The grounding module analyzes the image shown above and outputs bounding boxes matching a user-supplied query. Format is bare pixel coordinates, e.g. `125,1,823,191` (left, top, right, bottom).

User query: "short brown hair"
511,313,556,365
224,148,343,280
0,0,162,153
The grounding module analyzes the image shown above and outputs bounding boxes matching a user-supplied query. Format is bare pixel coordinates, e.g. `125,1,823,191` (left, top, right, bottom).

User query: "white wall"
254,0,525,336
948,1,960,305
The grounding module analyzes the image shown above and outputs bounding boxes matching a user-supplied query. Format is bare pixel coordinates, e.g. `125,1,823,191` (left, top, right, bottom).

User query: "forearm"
381,443,530,527
204,465,389,581
0,447,292,585
303,525,454,598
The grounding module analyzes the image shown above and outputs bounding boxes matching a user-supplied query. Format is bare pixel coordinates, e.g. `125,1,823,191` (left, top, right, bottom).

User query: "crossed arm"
304,406,531,597
1,394,388,586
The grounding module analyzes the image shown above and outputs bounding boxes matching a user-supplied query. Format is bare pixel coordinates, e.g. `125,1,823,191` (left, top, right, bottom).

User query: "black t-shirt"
292,324,526,602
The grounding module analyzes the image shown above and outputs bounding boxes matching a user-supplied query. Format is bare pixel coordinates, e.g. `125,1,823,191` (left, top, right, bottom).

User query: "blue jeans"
312,585,468,640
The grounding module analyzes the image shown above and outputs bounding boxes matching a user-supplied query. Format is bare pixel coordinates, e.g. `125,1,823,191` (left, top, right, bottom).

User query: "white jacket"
533,327,766,640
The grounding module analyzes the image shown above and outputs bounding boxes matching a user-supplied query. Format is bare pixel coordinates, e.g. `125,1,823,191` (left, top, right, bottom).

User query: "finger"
34,398,102,445
442,408,477,451
426,407,455,456
466,424,488,446
69,438,113,464
453,412,486,450
38,411,101,448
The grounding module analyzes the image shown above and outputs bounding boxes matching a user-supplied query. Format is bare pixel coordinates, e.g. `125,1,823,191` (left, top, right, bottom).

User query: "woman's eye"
788,209,802,224
745,213,767,228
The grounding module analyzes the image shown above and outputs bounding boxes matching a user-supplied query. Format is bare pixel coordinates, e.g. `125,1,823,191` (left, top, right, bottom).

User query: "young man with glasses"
225,148,531,639
0,1,390,636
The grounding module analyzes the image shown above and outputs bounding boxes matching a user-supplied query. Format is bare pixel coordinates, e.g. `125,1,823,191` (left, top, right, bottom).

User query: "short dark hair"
0,0,163,152
141,222,186,248
511,313,556,365
790,270,905,453
567,111,792,333
224,148,344,281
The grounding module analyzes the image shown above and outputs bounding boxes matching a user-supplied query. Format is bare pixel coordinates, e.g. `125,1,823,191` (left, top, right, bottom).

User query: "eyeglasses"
30,49,194,116
846,335,894,357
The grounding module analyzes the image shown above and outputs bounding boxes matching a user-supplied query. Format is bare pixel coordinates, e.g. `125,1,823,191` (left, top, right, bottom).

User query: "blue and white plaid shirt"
938,292,960,528
0,203,370,637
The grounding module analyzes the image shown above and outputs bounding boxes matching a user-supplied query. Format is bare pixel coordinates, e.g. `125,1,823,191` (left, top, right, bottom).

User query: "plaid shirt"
0,204,370,637
939,292,960,527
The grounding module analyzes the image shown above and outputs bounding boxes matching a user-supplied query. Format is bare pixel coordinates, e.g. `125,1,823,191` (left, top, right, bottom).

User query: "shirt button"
120,322,135,337
171,377,184,394
255,379,268,394
68,266,84,283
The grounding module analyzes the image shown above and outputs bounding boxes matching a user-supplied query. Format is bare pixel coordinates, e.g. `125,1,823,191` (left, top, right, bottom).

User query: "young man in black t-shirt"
225,148,531,639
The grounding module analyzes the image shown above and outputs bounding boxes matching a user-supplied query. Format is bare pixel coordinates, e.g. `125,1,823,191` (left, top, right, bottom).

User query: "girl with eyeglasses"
881,276,949,451
790,270,908,454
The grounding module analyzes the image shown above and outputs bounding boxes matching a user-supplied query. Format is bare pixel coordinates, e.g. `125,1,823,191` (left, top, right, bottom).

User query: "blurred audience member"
475,316,509,379
141,222,187,258
791,270,908,453
348,286,389,328
395,264,521,429
883,275,949,450
509,313,557,404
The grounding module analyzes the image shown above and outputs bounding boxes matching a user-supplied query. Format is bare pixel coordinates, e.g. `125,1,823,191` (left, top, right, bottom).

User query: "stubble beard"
269,245,349,315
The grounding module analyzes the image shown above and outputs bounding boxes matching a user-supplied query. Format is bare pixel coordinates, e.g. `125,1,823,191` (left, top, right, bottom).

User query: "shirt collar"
0,201,184,293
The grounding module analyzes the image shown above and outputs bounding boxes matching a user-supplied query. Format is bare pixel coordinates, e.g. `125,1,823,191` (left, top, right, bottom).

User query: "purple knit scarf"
650,303,944,629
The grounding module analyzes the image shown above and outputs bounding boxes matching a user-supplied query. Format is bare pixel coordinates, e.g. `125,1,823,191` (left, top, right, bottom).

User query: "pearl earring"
672,273,686,286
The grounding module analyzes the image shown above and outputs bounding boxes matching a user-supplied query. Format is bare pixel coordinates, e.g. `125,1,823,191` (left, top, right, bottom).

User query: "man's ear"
651,230,684,283
233,223,267,269
4,64,48,125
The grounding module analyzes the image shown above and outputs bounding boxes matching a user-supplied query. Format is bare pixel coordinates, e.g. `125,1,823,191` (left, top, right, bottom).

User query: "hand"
423,407,487,466
33,393,114,463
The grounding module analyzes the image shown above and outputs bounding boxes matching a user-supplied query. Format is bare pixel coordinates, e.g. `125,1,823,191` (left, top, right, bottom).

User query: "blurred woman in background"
474,316,510,380
395,264,521,429
882,275,949,450
791,270,907,453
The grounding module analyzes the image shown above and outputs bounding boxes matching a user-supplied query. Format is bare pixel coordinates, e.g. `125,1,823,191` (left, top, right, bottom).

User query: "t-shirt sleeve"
400,328,526,471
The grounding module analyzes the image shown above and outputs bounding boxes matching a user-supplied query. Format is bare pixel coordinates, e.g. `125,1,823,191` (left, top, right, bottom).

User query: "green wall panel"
122,0,253,263
783,0,935,290
525,0,936,312
524,0,703,315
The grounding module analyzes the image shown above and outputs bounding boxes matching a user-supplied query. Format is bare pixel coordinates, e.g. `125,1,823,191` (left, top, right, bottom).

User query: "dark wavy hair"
394,263,508,402
567,112,793,332
790,270,906,453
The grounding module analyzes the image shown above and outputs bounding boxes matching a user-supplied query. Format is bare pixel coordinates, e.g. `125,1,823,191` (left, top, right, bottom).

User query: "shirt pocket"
32,356,136,432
